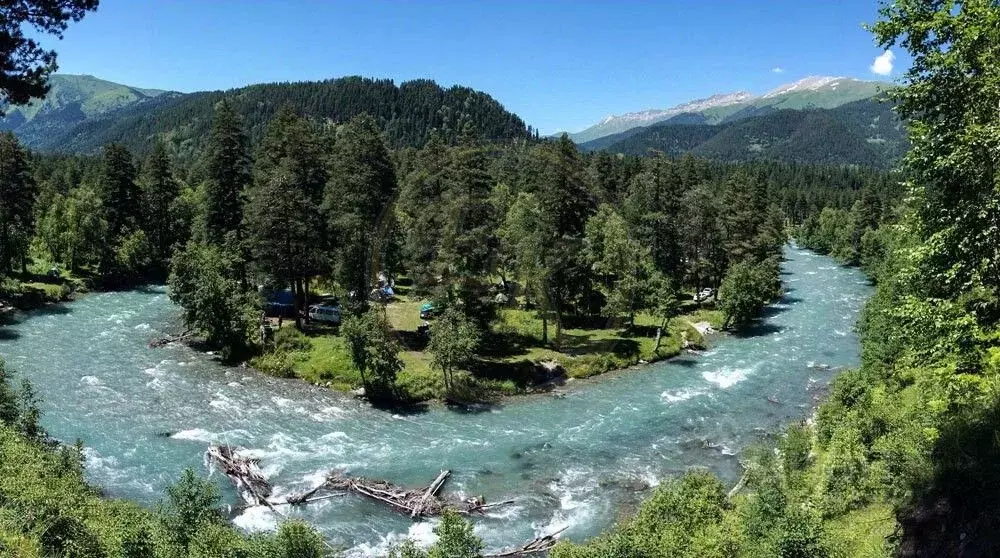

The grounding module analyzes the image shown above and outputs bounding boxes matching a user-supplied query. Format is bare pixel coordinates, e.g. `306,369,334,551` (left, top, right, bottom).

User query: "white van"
308,304,341,325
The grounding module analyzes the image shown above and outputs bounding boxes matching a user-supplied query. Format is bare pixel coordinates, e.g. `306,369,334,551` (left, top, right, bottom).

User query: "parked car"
695,288,715,302
308,303,342,325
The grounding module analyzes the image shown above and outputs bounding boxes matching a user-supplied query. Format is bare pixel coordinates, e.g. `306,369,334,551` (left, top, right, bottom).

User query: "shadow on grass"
395,330,429,352
468,358,537,388
476,330,538,359
559,332,640,359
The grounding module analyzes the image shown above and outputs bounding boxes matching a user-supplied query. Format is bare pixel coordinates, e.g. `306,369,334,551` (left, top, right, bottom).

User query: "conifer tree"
0,133,37,274
324,115,398,305
203,99,251,244
98,143,140,242
140,140,180,268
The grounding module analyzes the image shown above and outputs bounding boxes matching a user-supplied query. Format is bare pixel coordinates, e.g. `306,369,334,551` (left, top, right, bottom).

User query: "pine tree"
140,140,180,268
527,134,594,345
203,99,251,244
436,127,496,321
244,166,324,328
398,132,449,287
98,143,140,243
324,115,398,304
0,132,37,274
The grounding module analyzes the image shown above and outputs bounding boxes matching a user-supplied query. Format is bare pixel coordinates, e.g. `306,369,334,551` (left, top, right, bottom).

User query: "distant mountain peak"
606,90,753,122
762,75,856,98
568,75,889,144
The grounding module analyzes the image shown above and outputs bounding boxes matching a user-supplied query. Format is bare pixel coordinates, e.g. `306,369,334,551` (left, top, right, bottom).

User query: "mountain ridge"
2,74,532,156
566,76,892,144
583,97,907,169
0,74,178,146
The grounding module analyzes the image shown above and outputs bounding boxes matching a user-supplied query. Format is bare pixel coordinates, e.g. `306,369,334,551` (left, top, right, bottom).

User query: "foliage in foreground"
0,358,329,558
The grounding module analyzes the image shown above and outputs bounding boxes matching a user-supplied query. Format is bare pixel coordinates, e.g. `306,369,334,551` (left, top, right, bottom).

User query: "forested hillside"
585,98,907,168
17,76,533,159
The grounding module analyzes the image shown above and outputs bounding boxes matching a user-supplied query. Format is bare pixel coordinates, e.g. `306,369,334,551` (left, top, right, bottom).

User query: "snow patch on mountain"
600,91,753,125
761,76,851,98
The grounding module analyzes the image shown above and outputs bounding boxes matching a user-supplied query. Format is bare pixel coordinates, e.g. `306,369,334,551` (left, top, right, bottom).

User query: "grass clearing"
261,297,725,402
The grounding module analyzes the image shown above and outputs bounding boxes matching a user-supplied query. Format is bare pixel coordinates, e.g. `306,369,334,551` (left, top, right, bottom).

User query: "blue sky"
50,0,903,134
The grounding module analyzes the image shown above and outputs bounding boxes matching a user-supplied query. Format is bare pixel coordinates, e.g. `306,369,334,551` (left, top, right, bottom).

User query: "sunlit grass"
274,296,726,401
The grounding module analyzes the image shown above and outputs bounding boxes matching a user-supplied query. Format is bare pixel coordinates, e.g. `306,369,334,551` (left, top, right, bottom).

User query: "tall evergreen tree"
244,166,324,328
140,140,180,268
526,134,594,345
436,128,497,321
398,132,449,288
254,105,327,202
98,143,140,242
203,99,251,244
0,133,37,274
323,115,398,305
623,156,684,285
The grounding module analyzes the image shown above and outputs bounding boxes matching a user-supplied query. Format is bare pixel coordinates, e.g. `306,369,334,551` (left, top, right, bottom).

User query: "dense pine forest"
19,76,536,159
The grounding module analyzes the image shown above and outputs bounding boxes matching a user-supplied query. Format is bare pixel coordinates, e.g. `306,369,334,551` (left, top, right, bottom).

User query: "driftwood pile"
205,445,565,555
206,445,272,504
325,470,451,517
206,445,512,517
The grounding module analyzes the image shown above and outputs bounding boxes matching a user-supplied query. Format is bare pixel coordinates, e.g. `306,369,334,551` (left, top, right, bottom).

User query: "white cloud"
771,67,785,74
870,50,895,75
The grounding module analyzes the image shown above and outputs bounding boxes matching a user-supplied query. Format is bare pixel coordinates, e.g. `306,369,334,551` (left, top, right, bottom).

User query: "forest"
20,76,537,158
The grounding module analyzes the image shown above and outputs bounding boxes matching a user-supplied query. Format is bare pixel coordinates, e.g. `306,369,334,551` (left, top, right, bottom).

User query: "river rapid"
0,246,870,555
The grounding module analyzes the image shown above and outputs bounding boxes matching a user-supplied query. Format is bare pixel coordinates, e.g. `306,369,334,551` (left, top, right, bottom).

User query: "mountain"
6,75,532,157
589,98,907,168
567,76,890,144
0,74,176,146
568,91,754,144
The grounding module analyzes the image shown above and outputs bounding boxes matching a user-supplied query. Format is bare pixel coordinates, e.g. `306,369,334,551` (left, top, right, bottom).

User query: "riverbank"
249,297,724,403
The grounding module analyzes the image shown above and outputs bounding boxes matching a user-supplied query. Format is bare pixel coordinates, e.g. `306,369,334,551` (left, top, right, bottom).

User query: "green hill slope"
0,74,174,146
567,76,891,144
15,76,532,156
591,99,906,168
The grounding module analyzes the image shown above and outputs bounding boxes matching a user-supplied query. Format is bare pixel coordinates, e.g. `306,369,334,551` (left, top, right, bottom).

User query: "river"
0,246,870,555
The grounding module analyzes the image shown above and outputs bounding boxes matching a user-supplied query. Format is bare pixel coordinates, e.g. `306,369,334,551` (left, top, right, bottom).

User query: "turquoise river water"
0,246,871,555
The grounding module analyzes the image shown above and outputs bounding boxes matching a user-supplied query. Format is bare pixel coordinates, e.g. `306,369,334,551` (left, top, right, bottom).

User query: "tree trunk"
654,315,671,353
541,315,549,345
304,278,311,325
294,278,303,329
554,308,563,351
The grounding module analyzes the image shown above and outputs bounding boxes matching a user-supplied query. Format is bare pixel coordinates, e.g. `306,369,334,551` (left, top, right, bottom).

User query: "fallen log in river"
208,444,513,517
206,445,565,553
